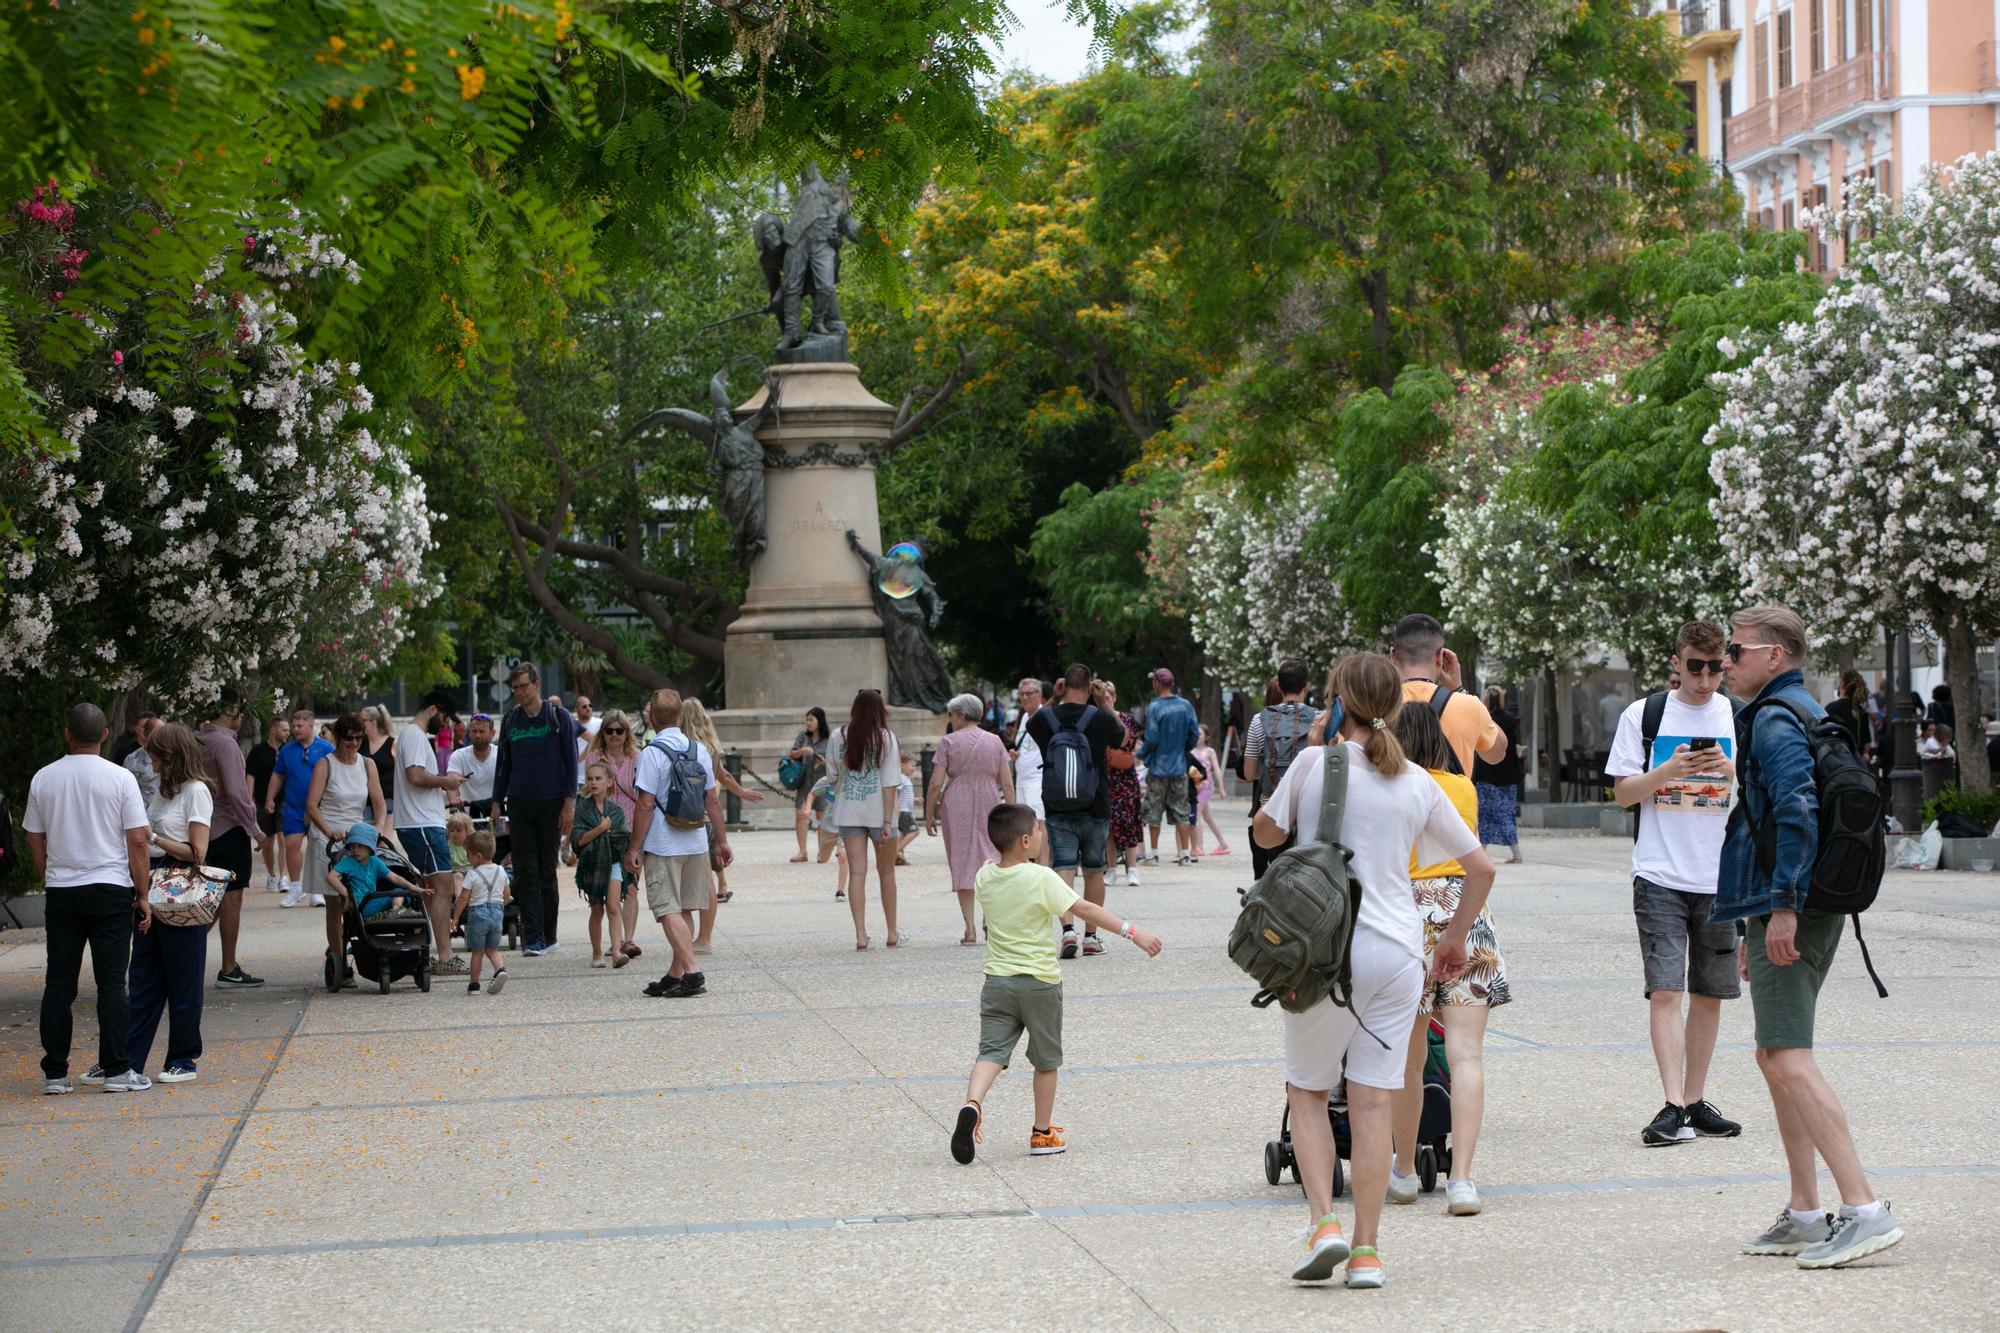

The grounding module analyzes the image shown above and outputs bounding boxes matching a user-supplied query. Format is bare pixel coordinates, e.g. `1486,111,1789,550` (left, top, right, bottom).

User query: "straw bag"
147,861,231,928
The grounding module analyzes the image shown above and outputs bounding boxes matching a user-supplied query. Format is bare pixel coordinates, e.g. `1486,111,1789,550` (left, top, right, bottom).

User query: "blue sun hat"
345,823,380,853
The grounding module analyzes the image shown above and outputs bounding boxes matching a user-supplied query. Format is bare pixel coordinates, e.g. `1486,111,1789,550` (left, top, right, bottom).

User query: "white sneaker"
543,941,561,953
1446,1180,1482,1215
1386,1168,1419,1205
1126,868,1141,887
279,885,304,908
309,893,326,908
102,1070,152,1093
264,874,282,893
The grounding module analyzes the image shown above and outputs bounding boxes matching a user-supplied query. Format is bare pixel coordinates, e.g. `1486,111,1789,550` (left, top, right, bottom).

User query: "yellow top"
1411,769,1478,879
976,861,1081,985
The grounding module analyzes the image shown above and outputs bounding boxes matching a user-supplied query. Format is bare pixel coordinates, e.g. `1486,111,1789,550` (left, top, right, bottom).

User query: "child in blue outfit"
322,823,425,992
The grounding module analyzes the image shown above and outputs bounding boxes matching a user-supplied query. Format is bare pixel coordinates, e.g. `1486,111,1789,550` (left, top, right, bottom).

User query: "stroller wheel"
416,956,431,993
324,950,339,993
378,961,392,994
1418,1145,1438,1194
1331,1156,1345,1198
1264,1140,1284,1187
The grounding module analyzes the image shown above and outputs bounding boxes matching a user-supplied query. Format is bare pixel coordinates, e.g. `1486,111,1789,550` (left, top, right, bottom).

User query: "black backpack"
1633,690,1748,839
1737,696,1889,997
1426,685,1462,775
1041,705,1103,815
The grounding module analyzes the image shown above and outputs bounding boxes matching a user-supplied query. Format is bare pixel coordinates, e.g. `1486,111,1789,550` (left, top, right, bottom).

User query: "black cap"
420,687,459,714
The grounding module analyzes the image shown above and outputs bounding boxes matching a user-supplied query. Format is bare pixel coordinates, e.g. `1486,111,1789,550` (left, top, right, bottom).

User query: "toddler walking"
951,803,1162,1164
895,753,920,864
461,830,510,994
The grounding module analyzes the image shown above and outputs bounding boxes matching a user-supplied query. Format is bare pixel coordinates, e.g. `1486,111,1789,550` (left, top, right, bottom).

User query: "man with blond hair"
1717,603,1902,1269
625,689,731,999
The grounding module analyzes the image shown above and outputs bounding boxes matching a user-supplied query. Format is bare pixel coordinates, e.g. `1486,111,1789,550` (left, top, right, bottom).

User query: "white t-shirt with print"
1261,741,1481,962
1606,692,1737,895
23,754,151,889
828,726,901,830
634,728,716,857
394,724,448,830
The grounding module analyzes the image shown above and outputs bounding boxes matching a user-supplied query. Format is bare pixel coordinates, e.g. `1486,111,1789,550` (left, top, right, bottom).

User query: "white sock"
287,879,301,894
1789,1207,1825,1226
1392,1157,1410,1178
1849,1200,1885,1220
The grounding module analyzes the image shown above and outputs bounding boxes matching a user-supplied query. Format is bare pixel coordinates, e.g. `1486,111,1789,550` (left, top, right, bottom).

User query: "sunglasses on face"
604,727,627,735
1680,657,1727,676
1726,642,1778,662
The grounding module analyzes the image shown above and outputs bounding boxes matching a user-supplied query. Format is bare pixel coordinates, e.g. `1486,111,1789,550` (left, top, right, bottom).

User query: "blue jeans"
1044,812,1109,872
464,903,505,952
128,919,206,1073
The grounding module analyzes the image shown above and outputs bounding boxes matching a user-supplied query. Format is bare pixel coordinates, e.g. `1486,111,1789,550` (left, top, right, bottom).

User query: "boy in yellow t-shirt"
952,803,1163,1165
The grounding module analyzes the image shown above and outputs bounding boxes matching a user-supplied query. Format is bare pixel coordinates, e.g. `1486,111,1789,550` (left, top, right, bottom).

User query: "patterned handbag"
147,861,231,928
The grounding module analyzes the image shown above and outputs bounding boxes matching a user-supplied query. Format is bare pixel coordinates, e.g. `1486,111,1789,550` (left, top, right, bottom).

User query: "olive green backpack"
1228,744,1368,1021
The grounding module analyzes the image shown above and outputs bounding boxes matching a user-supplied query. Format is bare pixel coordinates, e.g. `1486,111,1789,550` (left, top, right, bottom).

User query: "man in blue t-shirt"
264,705,333,909
1138,668,1199,867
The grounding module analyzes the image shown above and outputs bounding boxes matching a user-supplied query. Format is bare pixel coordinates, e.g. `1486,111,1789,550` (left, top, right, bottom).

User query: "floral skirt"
1475,781,1519,847
1108,769,1143,854
1413,876,1511,1010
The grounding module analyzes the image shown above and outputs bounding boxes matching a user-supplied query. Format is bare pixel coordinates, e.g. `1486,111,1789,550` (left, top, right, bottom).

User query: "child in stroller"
1264,1020,1452,1196
324,823,434,994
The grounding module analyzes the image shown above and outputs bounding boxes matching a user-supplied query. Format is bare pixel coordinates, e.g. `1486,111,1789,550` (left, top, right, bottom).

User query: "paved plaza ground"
2,800,1996,1330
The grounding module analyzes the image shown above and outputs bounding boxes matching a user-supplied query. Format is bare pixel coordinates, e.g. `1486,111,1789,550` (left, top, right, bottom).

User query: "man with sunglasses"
1608,620,1745,1147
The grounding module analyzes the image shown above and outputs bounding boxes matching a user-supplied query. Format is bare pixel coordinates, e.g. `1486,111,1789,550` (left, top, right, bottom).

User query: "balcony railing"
1681,0,1733,37
1723,51,1895,160
1980,40,2000,92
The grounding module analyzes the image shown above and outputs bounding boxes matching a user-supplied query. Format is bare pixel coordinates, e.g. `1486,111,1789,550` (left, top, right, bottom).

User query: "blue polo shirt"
275,738,334,813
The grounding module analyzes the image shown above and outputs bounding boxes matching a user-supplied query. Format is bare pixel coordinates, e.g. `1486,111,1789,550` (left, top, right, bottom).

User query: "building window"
1776,10,1794,89
1809,0,1825,72
1755,21,1770,100
1677,81,1699,154
1760,206,1775,231
1854,0,1871,53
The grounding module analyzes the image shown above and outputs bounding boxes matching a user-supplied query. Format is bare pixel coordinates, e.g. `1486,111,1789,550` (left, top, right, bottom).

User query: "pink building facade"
1719,0,2000,267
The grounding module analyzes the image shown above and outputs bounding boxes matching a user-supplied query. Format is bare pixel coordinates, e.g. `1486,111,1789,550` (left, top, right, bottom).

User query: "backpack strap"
1736,694,1816,877
1315,742,1350,848
1633,691,1669,841
1427,685,1463,775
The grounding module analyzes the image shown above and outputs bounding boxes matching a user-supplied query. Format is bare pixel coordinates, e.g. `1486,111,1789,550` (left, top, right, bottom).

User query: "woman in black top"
1824,670,1874,759
361,704,397,819
248,716,285,892
788,706,830,863
1472,687,1523,864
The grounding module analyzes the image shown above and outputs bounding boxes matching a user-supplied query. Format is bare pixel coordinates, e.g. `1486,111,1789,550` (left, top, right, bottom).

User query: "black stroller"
1263,1019,1452,1196
329,840,434,994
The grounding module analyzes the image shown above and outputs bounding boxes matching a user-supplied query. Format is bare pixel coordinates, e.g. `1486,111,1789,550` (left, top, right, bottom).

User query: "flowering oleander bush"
1709,151,2000,790
0,186,435,710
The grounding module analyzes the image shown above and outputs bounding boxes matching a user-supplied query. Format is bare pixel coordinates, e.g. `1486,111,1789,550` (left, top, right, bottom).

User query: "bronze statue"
846,530,953,713
622,367,772,570
756,165,863,356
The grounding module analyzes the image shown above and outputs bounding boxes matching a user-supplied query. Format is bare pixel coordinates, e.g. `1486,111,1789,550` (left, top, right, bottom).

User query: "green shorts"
978,974,1064,1072
1746,909,1845,1049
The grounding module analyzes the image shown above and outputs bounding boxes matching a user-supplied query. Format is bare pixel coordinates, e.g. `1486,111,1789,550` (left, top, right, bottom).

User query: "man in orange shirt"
1390,614,1509,776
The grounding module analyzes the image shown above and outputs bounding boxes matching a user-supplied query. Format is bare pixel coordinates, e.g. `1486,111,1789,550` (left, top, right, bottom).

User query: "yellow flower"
456,64,486,99
328,34,346,52
400,77,416,94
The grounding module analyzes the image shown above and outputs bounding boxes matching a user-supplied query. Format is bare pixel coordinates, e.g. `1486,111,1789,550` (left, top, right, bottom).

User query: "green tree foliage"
1029,475,1192,684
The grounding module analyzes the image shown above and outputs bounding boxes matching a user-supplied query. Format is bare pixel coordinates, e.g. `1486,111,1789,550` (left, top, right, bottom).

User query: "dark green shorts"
978,974,1064,1071
1746,910,1844,1049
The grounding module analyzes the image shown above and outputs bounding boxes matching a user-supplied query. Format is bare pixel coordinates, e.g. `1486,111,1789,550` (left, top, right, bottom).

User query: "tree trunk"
1542,666,1561,801
1943,612,1991,794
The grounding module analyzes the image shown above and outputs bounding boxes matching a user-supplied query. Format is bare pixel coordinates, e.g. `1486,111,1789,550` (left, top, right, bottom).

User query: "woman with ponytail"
1251,653,1496,1291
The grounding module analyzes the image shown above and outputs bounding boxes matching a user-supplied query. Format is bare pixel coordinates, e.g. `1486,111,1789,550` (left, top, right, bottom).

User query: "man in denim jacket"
1717,604,1903,1270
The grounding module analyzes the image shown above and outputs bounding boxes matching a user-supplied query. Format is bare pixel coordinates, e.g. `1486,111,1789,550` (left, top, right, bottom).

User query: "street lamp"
1888,630,1923,833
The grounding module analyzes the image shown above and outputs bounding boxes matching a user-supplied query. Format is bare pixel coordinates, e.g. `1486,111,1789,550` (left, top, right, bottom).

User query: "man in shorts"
396,689,467,974
1025,665,1127,959
197,688,265,988
266,706,332,908
626,688,731,999
1138,667,1198,866
1715,604,1903,1269
1010,677,1049,865
1607,620,1745,1146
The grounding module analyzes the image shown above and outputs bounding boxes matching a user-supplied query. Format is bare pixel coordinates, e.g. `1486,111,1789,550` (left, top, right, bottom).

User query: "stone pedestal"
709,360,944,806
724,361,895,710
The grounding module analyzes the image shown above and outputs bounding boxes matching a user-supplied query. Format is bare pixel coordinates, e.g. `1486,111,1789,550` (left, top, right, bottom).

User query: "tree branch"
885,345,974,452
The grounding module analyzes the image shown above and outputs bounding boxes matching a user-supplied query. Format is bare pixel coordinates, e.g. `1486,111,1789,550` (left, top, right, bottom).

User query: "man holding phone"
1607,620,1746,1147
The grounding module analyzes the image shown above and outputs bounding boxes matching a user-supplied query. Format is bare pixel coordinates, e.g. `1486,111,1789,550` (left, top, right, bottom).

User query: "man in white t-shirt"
447,713,499,813
573,696,602,785
396,689,467,972
26,703,154,1094
1607,620,1746,1148
1010,677,1049,865
625,688,730,999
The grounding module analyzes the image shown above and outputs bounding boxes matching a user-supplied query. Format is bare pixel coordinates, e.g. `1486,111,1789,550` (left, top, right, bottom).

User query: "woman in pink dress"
926,693,1016,945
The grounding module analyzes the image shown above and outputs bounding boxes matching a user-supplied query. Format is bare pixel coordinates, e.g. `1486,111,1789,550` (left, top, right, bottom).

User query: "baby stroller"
330,838,435,995
1263,1019,1452,1196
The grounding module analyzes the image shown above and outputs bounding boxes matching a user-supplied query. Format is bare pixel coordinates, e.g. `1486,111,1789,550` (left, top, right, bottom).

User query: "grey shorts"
643,853,711,917
977,973,1064,1071
1634,877,1741,999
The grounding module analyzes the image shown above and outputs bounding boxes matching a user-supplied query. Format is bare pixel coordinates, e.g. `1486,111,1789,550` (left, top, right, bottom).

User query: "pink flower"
110,350,123,366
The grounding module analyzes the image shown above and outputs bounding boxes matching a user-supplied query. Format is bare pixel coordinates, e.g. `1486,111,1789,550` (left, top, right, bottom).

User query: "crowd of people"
25,601,1907,1285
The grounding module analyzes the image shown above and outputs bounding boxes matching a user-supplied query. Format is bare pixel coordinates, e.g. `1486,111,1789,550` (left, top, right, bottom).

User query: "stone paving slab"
3,805,1998,1329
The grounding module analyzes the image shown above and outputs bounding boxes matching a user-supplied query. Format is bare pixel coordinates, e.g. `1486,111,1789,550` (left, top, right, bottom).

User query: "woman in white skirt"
1253,653,1494,1290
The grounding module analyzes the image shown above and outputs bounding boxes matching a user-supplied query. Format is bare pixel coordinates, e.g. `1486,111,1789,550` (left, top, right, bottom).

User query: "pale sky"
991,0,1104,83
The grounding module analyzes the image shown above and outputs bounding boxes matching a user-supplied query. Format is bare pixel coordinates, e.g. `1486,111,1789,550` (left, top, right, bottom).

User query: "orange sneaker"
951,1100,983,1164
1029,1124,1067,1156
1291,1214,1350,1282
1345,1245,1384,1289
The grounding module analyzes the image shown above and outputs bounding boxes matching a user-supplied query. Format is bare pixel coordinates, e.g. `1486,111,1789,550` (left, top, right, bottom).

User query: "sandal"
622,942,642,958
886,932,903,948
960,933,979,946
716,890,734,903
788,855,807,863
856,936,870,951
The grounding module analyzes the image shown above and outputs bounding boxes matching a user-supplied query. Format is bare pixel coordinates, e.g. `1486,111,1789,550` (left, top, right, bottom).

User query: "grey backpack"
1228,745,1368,1020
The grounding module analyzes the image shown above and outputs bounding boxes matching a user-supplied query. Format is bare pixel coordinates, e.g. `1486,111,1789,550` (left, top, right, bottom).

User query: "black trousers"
509,796,565,946
128,920,206,1072
41,885,135,1079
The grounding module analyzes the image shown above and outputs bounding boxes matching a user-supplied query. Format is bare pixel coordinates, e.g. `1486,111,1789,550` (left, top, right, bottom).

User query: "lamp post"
1888,631,1924,834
